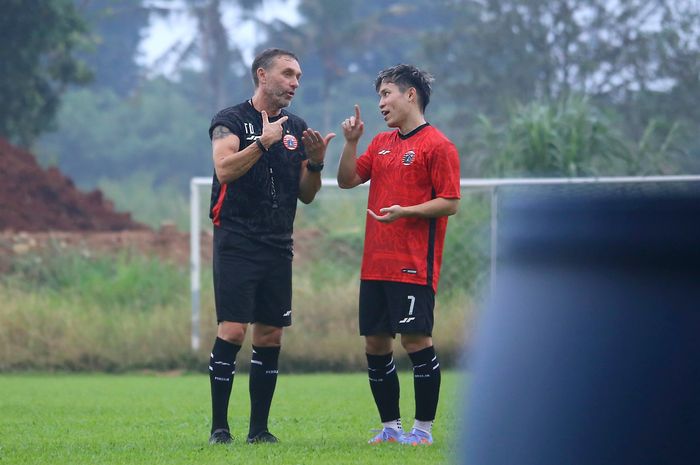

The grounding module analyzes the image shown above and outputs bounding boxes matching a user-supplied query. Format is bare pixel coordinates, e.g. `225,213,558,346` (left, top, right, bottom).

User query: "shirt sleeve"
355,137,378,183
430,140,461,199
208,109,244,141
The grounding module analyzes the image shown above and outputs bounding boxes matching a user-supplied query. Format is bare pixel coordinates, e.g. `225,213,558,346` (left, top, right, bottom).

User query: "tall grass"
1,249,476,372
1,250,193,371
1,186,484,371
6,250,187,311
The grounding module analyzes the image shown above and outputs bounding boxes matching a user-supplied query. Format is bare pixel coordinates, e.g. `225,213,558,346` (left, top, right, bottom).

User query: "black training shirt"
208,100,308,253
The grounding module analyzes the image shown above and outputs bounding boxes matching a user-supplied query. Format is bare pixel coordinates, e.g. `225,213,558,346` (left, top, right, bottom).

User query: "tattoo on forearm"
212,125,232,140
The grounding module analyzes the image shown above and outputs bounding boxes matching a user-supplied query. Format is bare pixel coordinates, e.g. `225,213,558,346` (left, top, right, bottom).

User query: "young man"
337,64,461,446
207,48,335,445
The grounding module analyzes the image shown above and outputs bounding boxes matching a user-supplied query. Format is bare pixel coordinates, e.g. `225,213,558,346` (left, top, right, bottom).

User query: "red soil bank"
0,138,144,232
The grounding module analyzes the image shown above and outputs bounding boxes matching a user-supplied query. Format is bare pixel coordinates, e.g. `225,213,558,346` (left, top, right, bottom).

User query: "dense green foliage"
421,1,700,139
0,372,463,464
8,0,692,226
77,0,150,96
38,78,211,190
3,0,698,302
471,98,682,177
0,0,92,145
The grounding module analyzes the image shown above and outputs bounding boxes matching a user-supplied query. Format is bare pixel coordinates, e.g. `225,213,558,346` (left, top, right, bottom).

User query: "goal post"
189,175,700,351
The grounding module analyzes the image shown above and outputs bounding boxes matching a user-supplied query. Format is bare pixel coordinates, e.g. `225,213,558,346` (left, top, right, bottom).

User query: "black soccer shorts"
213,228,292,327
359,280,435,336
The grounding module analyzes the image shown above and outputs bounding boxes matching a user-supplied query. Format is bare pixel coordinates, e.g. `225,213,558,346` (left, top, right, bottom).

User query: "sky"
138,0,301,76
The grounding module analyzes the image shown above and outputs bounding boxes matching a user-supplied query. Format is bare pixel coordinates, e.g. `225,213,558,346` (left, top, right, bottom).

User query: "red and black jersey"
208,100,308,254
355,124,461,293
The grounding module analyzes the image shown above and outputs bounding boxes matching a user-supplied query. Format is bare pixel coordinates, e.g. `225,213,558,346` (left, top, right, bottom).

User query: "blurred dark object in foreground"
463,183,700,465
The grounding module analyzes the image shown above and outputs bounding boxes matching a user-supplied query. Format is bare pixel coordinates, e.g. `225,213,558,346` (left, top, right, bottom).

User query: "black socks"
209,337,241,433
408,346,441,422
366,352,401,422
248,345,280,437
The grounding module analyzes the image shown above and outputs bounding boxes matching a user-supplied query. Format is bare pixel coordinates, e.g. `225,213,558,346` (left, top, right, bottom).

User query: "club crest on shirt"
283,134,298,150
402,150,416,165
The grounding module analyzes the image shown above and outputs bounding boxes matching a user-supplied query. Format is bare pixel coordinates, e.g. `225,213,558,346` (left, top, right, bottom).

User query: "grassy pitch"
0,371,464,465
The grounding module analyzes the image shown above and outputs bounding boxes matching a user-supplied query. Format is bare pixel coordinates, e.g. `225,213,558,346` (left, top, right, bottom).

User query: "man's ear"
257,67,266,85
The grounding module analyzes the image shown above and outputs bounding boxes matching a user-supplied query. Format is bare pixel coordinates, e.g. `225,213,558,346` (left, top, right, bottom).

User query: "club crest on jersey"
283,134,299,150
402,150,416,165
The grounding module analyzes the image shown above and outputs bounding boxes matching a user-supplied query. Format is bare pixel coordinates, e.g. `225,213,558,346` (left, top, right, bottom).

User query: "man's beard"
267,88,291,109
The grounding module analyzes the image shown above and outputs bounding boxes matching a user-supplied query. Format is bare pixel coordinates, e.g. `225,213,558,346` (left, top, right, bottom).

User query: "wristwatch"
307,160,324,172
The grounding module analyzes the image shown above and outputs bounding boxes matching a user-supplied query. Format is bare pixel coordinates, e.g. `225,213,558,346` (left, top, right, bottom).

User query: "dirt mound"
0,138,144,232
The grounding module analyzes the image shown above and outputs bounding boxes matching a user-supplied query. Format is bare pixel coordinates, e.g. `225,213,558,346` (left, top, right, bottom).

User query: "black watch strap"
255,138,268,153
307,160,324,172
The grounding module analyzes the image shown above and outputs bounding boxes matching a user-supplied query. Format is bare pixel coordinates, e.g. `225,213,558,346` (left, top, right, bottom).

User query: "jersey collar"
398,122,430,140
247,99,286,121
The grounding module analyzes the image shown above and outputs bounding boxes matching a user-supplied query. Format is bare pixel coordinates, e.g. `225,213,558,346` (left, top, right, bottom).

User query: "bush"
472,97,681,177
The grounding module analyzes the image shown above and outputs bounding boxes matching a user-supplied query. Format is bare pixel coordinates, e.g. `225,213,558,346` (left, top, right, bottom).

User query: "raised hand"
341,104,364,143
260,110,289,149
302,129,336,164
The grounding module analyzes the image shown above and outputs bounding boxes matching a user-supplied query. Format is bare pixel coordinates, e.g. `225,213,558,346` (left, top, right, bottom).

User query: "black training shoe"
246,430,279,444
209,428,233,445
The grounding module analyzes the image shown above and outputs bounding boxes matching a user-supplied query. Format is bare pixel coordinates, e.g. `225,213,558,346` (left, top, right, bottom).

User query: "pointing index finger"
261,110,269,124
354,104,361,121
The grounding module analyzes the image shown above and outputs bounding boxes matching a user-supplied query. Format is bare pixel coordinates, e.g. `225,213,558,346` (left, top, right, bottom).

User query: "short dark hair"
375,64,434,112
251,48,299,87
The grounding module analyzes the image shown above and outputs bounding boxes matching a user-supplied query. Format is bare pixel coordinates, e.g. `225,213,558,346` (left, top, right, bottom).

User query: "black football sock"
209,337,241,433
366,352,401,423
409,346,441,422
248,345,280,437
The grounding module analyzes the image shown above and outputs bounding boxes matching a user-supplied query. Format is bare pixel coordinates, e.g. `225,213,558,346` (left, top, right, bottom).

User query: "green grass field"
0,371,466,465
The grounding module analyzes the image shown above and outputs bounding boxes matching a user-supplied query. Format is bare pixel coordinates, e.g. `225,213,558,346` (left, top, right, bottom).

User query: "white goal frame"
189,175,700,351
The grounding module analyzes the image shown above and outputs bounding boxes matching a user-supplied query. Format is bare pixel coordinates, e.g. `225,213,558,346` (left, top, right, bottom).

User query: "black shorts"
359,280,435,336
213,227,292,327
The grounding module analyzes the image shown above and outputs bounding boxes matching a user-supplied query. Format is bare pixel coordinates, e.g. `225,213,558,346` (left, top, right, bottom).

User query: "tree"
75,0,150,96
0,0,92,146
260,0,357,131
422,0,700,144
261,0,445,132
35,73,216,229
147,0,262,112
38,78,212,190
